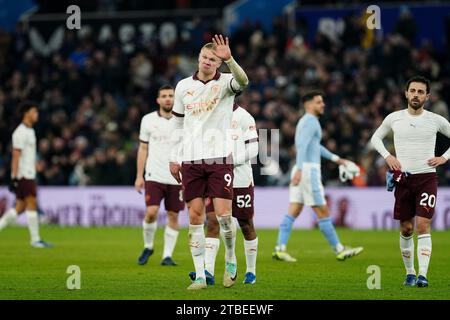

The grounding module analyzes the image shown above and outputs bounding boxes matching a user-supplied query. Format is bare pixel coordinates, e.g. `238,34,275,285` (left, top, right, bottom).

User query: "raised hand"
212,34,232,61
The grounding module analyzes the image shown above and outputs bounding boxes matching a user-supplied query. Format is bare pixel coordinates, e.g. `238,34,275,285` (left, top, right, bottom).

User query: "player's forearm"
296,145,307,169
11,150,20,178
225,57,249,89
442,148,450,161
370,133,391,159
320,145,339,162
136,146,147,178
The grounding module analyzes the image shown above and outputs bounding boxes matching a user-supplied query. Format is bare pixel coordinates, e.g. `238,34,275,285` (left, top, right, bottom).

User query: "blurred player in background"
188,103,259,285
0,102,52,248
170,34,249,290
273,91,363,262
135,85,184,266
371,76,450,287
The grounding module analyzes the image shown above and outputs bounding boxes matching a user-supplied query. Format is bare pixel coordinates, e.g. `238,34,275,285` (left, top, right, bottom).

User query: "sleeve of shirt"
12,129,26,150
370,113,393,159
320,145,339,162
170,84,185,162
296,119,315,169
234,114,259,165
224,58,248,95
436,115,450,160
243,114,258,144
172,82,185,118
139,116,150,143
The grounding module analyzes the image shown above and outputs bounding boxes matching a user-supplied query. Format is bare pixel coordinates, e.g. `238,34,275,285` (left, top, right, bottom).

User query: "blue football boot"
188,270,215,285
403,274,417,286
416,275,429,287
137,248,153,265
243,272,256,284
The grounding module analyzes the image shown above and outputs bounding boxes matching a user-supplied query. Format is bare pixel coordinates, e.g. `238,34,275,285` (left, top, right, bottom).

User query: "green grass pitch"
0,226,449,300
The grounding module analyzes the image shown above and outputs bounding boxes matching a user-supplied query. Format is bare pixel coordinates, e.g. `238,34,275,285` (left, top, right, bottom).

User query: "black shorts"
16,179,37,200
145,181,184,212
394,172,437,221
206,186,254,220
181,157,234,203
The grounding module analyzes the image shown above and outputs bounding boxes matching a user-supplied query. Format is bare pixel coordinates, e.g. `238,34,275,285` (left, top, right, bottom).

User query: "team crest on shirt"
211,85,220,94
249,125,256,131
231,120,238,129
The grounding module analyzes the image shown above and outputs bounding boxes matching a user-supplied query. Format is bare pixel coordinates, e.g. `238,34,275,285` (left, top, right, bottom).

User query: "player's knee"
288,203,302,217
313,205,329,219
238,220,256,240
400,223,414,236
145,206,158,222
166,211,179,228
206,223,219,238
15,201,26,214
25,197,37,210
206,213,219,236
416,222,430,235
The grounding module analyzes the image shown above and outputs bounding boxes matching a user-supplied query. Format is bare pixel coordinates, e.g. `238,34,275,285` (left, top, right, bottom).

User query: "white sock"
217,214,237,264
335,243,345,254
162,225,179,259
417,234,432,278
400,233,416,275
142,220,157,249
26,210,41,243
205,237,220,276
244,237,258,275
189,224,205,280
0,208,18,231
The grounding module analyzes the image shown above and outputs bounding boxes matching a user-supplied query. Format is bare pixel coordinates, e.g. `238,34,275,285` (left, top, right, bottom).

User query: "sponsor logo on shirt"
185,97,221,115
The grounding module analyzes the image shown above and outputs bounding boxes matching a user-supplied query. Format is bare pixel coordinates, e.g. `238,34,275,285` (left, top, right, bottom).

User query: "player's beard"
162,105,173,113
409,98,425,110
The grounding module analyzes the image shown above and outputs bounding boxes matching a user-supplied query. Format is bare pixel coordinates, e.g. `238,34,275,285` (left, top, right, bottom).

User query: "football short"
181,157,233,203
16,179,37,200
394,172,437,221
289,163,326,206
145,180,185,212
206,185,254,220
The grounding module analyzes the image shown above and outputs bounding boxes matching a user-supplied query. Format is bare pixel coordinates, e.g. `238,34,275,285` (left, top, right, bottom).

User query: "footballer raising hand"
212,34,232,61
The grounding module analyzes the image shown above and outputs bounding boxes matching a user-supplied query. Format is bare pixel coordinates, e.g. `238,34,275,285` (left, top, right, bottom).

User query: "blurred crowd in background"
0,2,449,187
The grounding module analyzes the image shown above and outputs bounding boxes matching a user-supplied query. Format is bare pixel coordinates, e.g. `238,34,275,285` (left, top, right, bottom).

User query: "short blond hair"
201,42,216,52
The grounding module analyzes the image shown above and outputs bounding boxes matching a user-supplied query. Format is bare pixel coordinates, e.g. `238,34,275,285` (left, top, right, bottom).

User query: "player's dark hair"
19,101,38,118
405,76,430,94
302,90,324,104
158,84,174,96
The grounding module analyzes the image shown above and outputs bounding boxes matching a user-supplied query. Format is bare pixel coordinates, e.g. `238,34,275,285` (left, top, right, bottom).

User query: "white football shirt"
12,123,36,179
172,71,241,162
139,111,180,185
230,106,258,188
371,109,450,174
